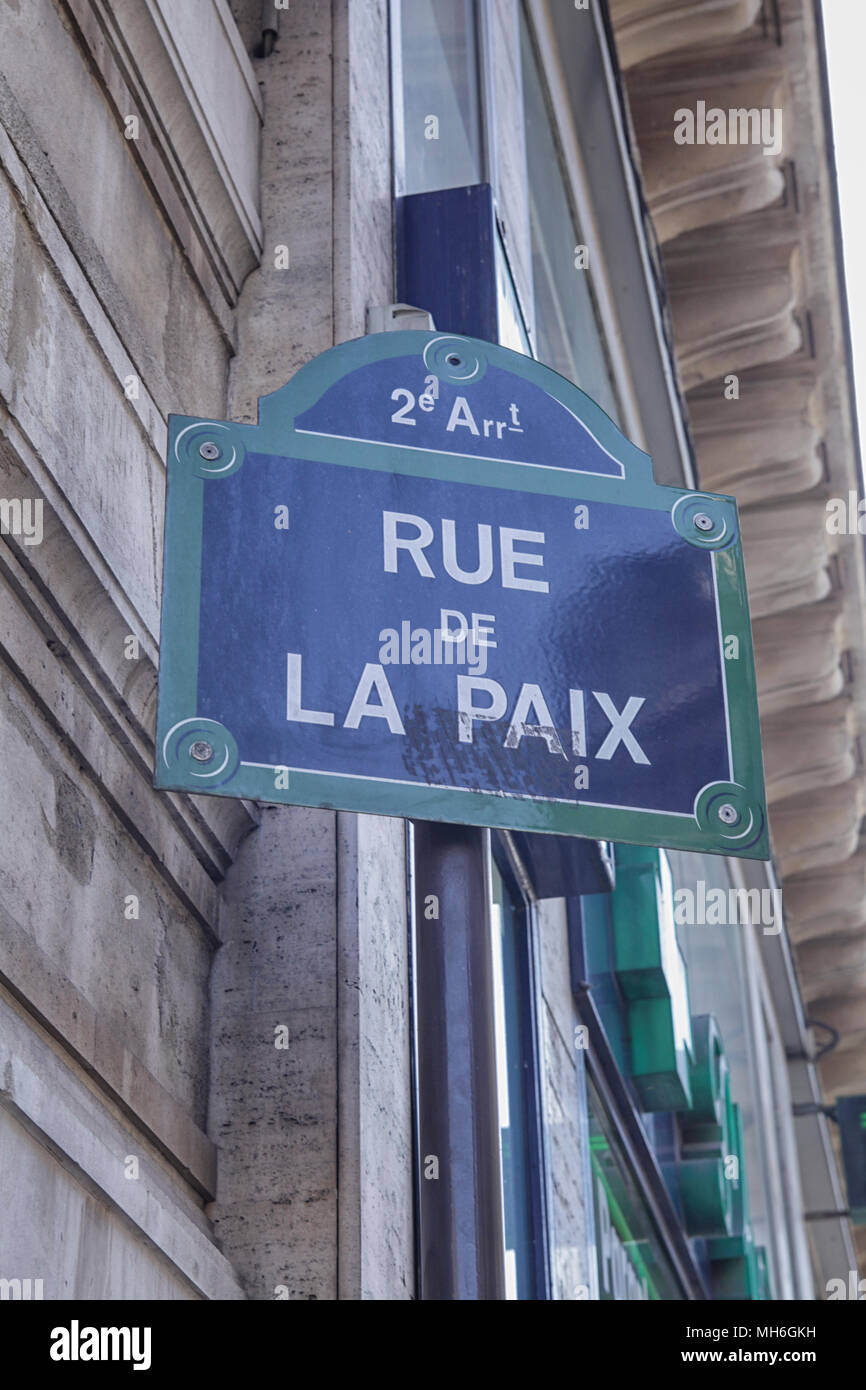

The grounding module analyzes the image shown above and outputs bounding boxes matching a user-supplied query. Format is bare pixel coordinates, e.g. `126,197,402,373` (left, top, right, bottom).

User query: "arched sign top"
257,331,652,483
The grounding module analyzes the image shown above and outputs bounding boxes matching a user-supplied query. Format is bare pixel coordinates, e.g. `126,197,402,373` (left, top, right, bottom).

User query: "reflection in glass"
490,856,536,1298
667,849,777,1298
396,0,483,196
519,10,621,422
496,235,532,356
588,1079,685,1300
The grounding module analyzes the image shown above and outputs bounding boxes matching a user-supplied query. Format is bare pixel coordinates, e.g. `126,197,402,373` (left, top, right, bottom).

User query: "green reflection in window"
588,1080,685,1301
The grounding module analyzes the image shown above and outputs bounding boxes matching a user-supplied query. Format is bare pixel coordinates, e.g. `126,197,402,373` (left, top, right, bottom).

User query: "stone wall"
210,0,415,1301
0,0,254,1299
0,0,416,1301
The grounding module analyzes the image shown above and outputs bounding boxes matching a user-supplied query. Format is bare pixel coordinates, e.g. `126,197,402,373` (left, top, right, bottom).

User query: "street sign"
155,331,769,858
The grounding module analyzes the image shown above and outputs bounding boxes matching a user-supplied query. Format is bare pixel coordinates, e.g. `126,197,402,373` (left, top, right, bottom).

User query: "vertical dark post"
412,820,506,1300
399,179,505,1296
396,184,500,342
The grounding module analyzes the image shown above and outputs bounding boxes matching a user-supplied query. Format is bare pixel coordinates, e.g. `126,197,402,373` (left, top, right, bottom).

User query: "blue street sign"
155,331,768,858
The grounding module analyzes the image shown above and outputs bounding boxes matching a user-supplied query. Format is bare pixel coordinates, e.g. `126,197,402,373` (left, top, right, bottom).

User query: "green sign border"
154,331,769,860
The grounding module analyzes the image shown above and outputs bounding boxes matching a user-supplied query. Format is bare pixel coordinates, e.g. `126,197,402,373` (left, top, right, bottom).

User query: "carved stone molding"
785,852,866,939
752,602,845,716
761,698,856,805
627,77,786,243
649,150,784,246
63,0,262,315
820,1046,866,1098
610,0,762,71
796,931,866,1004
807,997,866,1054
790,911,866,947
689,376,823,505
670,257,801,390
770,781,865,879
740,499,836,618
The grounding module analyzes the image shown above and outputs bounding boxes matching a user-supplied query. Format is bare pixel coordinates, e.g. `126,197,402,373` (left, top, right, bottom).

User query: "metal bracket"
366,303,435,334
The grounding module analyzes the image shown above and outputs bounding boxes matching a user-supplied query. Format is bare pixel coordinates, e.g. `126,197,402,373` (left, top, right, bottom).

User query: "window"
489,844,545,1297
396,2,669,1301
393,0,484,196
496,235,532,355
588,1079,685,1301
519,7,621,422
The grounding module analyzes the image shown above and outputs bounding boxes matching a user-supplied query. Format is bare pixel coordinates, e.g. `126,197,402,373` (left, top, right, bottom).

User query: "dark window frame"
490,831,553,1299
569,897,709,1300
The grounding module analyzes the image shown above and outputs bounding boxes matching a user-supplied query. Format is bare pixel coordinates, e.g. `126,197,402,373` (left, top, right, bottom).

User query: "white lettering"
504,683,565,756
441,519,493,585
593,693,650,764
500,528,548,593
343,663,405,735
383,512,435,577
286,654,334,726
446,396,479,435
457,676,507,743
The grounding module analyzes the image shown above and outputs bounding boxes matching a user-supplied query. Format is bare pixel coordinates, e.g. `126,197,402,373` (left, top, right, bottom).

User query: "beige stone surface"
0,0,260,1296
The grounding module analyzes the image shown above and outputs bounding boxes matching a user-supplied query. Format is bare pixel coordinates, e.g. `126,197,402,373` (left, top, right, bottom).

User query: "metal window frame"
490,830,554,1298
569,897,709,1300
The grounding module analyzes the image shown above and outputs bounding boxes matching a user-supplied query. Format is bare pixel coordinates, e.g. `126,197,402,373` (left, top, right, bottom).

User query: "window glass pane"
396,0,483,196
496,235,532,355
588,1079,686,1300
519,11,621,423
657,851,693,1064
666,849,778,1297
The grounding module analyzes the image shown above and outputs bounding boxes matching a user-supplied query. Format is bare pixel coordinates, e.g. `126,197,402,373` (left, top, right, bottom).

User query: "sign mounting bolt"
718,803,738,825
190,740,214,763
694,512,714,532
199,441,221,461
